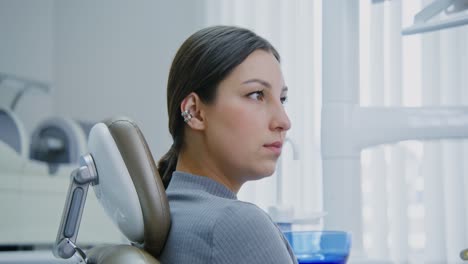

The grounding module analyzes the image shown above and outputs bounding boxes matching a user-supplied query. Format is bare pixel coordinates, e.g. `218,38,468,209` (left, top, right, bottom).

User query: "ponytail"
157,143,179,188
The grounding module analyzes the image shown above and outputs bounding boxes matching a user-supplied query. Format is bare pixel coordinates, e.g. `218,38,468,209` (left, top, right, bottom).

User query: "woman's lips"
263,142,283,155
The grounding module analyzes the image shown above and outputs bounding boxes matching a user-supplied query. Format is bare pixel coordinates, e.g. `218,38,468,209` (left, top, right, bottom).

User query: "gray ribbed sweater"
159,171,298,264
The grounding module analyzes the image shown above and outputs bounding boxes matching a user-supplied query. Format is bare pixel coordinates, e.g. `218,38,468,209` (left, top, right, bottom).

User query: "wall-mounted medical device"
1,72,95,174
30,117,91,174
402,0,468,35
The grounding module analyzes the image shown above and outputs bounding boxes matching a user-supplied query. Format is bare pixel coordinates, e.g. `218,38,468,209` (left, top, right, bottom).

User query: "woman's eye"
248,91,265,101
280,96,288,105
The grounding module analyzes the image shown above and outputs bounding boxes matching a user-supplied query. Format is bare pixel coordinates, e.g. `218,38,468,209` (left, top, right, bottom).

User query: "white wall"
0,0,204,158
0,0,54,82
0,0,54,134
53,0,205,159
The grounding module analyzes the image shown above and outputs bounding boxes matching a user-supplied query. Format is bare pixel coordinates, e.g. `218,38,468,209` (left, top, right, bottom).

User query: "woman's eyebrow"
242,78,271,88
242,78,288,92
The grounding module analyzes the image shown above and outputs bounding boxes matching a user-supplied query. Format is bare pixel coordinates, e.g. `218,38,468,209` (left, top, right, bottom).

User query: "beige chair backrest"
88,117,171,263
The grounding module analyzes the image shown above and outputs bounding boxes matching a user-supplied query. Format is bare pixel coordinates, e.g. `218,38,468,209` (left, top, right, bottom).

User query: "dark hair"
157,25,280,188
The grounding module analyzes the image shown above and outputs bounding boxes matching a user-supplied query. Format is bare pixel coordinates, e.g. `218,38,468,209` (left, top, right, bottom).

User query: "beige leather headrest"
102,117,171,257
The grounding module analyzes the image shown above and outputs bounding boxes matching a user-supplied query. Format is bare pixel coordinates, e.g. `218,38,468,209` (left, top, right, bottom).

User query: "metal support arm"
53,154,98,262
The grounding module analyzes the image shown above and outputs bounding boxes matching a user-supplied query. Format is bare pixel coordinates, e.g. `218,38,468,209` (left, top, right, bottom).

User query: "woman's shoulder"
213,200,279,236
211,201,296,263
220,200,272,222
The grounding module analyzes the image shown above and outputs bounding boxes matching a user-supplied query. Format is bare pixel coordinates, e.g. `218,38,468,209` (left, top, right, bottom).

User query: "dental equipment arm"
53,154,98,261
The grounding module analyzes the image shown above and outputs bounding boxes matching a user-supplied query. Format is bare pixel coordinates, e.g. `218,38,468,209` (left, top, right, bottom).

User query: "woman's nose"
270,103,291,132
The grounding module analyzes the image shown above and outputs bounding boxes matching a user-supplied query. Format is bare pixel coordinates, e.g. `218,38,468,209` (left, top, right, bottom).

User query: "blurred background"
1,0,468,263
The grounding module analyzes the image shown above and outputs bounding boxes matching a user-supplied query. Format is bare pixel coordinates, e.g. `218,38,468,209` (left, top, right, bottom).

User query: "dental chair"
53,117,171,263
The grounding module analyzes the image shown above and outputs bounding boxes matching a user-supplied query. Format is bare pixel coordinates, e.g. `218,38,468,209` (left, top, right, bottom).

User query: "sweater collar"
169,171,238,200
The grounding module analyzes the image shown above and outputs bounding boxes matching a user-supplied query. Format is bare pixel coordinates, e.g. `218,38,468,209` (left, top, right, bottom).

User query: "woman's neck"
176,147,242,193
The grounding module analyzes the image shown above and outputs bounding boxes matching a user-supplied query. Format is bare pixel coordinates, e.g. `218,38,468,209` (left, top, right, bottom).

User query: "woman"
158,25,296,264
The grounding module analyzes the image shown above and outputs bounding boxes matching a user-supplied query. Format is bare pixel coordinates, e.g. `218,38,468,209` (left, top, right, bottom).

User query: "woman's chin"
255,166,277,179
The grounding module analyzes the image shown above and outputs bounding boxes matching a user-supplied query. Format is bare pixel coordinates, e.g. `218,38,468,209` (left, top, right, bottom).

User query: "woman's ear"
180,92,205,130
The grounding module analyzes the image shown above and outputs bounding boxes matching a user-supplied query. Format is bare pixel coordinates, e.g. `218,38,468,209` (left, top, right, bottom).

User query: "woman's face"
202,49,291,185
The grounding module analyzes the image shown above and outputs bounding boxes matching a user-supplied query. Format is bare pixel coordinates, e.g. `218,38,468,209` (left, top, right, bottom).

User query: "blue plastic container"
283,231,351,264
